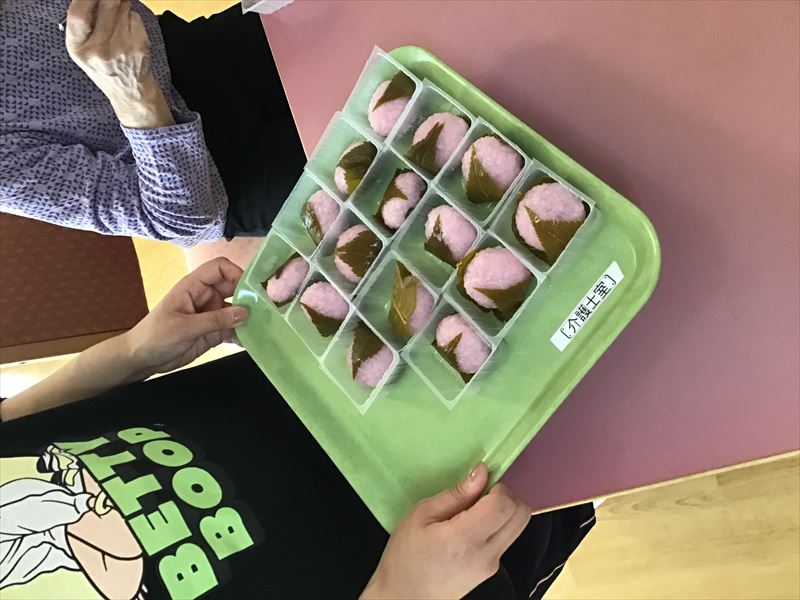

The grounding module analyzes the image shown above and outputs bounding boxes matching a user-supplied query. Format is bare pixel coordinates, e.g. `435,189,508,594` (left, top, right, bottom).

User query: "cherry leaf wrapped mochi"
462,135,524,204
424,205,478,267
335,141,377,197
457,247,533,321
434,314,491,382
377,169,426,230
388,262,435,338
407,112,469,174
334,224,382,283
347,322,394,388
261,254,309,306
301,190,339,245
368,72,415,137
513,181,587,265
299,282,349,337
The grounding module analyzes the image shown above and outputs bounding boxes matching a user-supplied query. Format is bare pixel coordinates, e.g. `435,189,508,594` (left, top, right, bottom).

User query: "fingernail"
230,306,249,325
468,462,483,481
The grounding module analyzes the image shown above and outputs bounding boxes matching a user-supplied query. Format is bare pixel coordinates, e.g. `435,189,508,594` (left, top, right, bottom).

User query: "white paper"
241,0,294,15
550,261,624,352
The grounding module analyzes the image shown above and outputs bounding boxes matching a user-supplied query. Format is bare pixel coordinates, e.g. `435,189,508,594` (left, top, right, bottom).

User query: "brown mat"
0,215,149,363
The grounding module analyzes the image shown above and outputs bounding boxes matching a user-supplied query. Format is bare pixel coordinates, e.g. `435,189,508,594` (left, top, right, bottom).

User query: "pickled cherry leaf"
433,332,472,382
301,303,343,337
388,262,419,337
339,142,377,194
465,146,503,204
525,206,586,265
455,248,480,299
261,252,302,307
335,229,382,278
474,276,532,321
351,322,385,379
301,201,324,245
424,215,459,267
376,169,410,230
407,121,443,173
373,72,415,110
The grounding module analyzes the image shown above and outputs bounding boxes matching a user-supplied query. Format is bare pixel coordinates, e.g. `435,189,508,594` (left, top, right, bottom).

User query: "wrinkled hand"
124,258,249,377
65,0,174,128
361,463,531,600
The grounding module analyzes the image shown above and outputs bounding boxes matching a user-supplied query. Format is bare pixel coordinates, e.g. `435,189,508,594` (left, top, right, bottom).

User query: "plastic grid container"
244,230,311,315
306,112,381,202
434,118,530,227
489,160,599,276
271,170,343,259
348,147,430,240
285,268,353,358
355,251,440,351
402,298,501,408
241,57,598,413
392,189,482,293
321,310,403,414
386,81,474,177
443,232,540,340
315,206,386,299
343,47,422,141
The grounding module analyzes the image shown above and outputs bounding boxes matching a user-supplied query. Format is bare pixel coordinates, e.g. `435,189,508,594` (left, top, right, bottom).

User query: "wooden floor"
548,453,800,599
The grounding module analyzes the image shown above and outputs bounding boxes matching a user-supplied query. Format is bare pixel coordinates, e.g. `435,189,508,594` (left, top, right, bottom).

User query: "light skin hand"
361,462,532,600
123,257,249,376
65,0,174,129
0,258,249,421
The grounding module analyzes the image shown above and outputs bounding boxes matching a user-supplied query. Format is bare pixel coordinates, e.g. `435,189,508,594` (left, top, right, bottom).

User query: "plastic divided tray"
234,46,661,531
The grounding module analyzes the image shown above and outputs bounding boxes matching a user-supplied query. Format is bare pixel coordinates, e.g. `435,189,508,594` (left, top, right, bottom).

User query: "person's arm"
0,0,227,246
0,132,225,245
65,0,174,131
0,258,248,422
361,462,532,600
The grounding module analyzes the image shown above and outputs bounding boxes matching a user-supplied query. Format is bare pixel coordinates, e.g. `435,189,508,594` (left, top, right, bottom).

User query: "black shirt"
0,353,591,600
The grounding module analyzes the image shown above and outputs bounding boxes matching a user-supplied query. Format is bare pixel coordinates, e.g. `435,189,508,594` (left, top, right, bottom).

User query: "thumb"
185,305,249,338
419,462,489,522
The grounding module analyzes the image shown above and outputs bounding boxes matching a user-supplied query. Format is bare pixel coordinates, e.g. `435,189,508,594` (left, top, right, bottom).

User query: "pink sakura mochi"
334,141,376,197
265,255,309,305
368,79,411,137
406,277,435,334
305,190,339,240
424,205,478,263
412,112,469,171
347,340,394,388
334,224,381,284
380,170,426,230
462,247,532,310
436,314,491,375
514,183,586,252
461,135,524,198
299,282,349,323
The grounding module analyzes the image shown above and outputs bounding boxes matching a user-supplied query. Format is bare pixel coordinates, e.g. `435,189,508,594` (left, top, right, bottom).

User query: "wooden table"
261,0,800,509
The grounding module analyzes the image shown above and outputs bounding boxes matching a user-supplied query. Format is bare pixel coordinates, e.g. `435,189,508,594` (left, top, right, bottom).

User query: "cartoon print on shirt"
0,445,145,599
0,426,260,600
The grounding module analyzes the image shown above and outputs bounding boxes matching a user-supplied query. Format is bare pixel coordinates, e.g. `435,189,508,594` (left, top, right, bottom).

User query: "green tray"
233,46,660,531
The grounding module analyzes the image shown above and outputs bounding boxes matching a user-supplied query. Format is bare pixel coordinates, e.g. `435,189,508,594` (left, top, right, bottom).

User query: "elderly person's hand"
65,0,174,129
125,257,249,376
361,463,531,600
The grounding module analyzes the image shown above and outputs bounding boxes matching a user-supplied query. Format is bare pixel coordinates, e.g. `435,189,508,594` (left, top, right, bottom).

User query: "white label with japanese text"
550,262,624,352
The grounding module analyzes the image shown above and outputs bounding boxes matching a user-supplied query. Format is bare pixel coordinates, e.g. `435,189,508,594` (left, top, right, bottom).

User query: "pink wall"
263,0,800,507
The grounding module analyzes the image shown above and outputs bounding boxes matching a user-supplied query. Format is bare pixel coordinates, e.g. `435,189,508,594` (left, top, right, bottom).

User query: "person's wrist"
110,77,175,129
115,329,157,383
